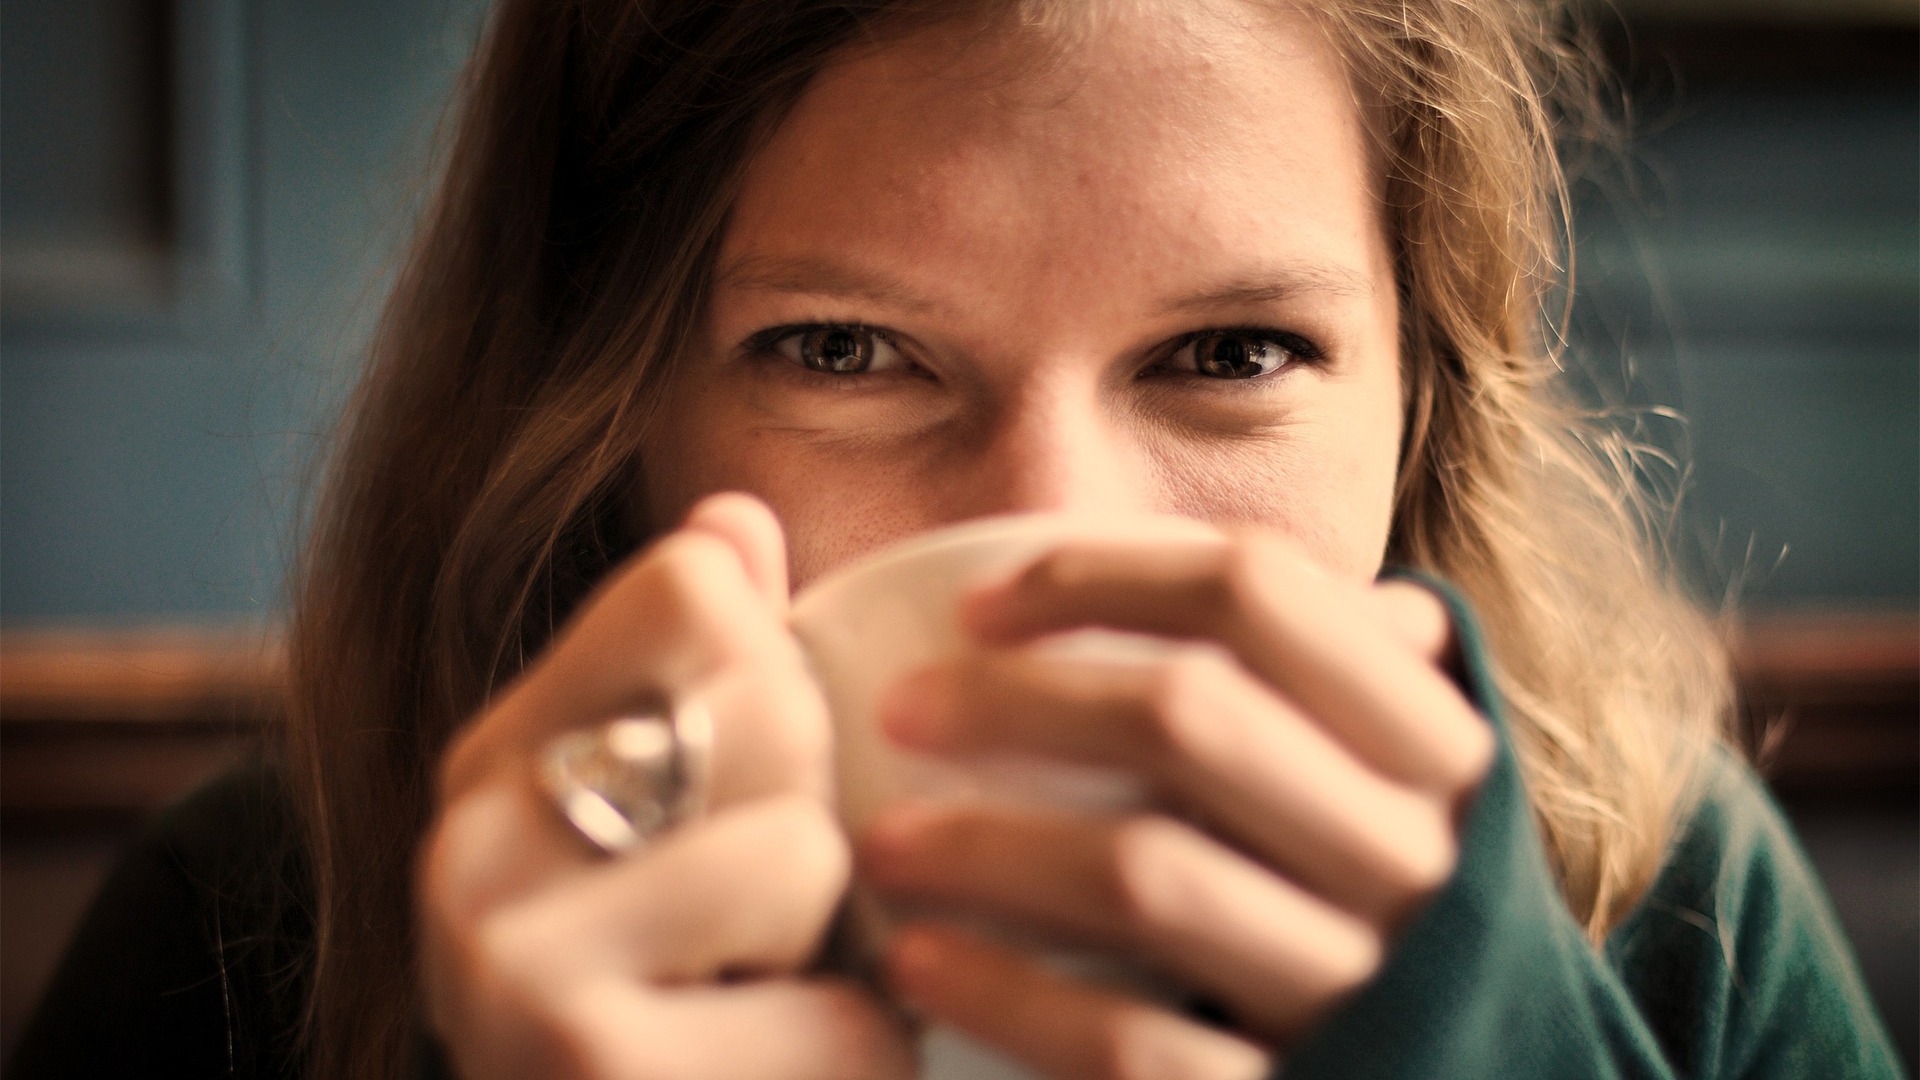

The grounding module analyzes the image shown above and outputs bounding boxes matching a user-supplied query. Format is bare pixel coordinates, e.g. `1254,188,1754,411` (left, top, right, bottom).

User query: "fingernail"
878,668,948,748
859,802,939,871
886,924,950,997
958,571,1020,639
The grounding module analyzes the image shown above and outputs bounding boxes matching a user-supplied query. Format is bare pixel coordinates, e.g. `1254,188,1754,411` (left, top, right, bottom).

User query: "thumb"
680,492,791,611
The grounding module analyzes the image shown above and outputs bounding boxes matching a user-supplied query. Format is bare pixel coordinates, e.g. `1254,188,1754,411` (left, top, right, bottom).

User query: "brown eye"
774,325,905,374
1184,332,1291,379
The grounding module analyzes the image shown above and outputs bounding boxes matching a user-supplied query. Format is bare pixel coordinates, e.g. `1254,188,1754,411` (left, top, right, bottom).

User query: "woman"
12,1,1900,1078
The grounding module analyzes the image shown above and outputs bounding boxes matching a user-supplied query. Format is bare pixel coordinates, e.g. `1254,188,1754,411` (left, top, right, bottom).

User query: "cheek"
637,385,946,588
1153,389,1401,582
747,453,939,588
1160,443,1396,581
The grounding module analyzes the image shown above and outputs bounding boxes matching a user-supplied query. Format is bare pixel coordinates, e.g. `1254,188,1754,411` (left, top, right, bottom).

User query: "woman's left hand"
858,532,1497,1080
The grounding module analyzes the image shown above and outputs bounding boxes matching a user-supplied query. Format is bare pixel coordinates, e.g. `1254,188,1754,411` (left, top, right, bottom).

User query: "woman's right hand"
417,493,915,1080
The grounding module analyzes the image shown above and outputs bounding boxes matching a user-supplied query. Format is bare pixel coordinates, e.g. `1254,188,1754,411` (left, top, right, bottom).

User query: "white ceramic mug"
789,512,1223,1079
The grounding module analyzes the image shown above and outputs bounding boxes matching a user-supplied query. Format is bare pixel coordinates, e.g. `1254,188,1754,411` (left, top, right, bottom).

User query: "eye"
1163,329,1313,379
764,324,908,374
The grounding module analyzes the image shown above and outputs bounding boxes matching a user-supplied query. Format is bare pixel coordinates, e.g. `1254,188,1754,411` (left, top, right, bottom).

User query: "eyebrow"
716,254,1375,315
716,255,949,315
1160,264,1376,312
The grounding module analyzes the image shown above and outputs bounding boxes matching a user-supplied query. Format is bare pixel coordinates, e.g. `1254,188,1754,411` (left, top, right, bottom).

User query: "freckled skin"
640,1,1403,589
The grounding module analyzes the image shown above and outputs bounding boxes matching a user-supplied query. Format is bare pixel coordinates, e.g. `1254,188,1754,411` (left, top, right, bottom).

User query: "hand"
417,493,913,1080
861,532,1495,1080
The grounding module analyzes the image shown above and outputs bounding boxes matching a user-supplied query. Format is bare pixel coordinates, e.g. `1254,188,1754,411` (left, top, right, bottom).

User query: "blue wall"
2,0,492,622
1571,80,1918,606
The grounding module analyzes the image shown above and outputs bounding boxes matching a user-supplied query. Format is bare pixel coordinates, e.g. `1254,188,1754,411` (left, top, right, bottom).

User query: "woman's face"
640,1,1403,590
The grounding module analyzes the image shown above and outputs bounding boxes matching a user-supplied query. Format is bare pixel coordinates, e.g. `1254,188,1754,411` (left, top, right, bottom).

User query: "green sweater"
10,600,1905,1078
1287,587,1903,1078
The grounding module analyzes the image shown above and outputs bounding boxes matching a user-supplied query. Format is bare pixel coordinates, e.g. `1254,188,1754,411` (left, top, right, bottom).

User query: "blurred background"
1,0,1914,1069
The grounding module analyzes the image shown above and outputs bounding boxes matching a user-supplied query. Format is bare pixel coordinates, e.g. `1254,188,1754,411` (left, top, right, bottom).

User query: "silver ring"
538,699,713,855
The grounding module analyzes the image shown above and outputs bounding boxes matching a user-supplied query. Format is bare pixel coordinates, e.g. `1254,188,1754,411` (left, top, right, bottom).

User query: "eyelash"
1153,325,1325,379
739,321,1325,380
741,323,908,371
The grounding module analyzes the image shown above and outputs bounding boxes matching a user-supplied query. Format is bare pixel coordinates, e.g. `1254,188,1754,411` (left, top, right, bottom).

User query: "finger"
441,526,832,808
482,796,852,986
682,491,791,612
881,647,1455,923
419,784,601,1048
1365,579,1454,666
438,527,762,796
424,781,595,928
863,805,1381,1040
963,535,1491,794
502,528,787,744
887,923,1270,1080
465,976,913,1080
583,979,914,1080
429,665,836,947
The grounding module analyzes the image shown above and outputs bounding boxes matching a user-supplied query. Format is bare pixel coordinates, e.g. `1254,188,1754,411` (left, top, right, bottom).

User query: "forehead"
722,1,1386,321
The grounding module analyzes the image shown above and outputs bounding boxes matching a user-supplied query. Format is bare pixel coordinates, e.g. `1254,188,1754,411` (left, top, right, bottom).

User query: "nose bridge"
970,369,1151,519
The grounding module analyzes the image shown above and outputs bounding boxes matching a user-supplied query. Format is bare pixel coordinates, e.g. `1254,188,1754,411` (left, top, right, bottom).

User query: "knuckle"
474,904,555,988
1379,810,1459,902
1142,646,1233,758
1094,1007,1175,1080
644,534,749,628
1021,547,1093,594
1218,537,1277,612
1452,716,1498,787
752,796,853,890
1416,708,1497,803
1106,816,1191,938
1221,533,1332,633
1320,916,1385,994
1371,580,1450,641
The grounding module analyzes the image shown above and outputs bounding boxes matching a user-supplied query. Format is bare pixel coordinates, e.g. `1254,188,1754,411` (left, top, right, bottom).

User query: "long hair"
1321,0,1728,937
286,1,1728,1076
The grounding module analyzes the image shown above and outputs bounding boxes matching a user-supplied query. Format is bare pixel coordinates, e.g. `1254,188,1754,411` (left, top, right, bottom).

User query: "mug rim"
789,511,1221,623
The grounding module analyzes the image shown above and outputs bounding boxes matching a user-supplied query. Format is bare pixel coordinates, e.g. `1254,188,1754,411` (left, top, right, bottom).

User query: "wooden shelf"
0,627,283,724
1733,612,1919,793
2,628,283,827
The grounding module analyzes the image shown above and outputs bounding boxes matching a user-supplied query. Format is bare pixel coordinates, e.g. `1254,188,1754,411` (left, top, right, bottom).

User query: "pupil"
806,328,869,373
1197,335,1271,378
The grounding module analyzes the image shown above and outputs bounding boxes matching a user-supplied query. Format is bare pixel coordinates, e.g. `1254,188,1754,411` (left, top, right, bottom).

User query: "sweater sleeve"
1283,583,1904,1080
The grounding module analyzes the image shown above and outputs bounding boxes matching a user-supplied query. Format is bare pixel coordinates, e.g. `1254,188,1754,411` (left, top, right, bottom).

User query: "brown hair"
1320,0,1728,935
286,1,1728,1076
